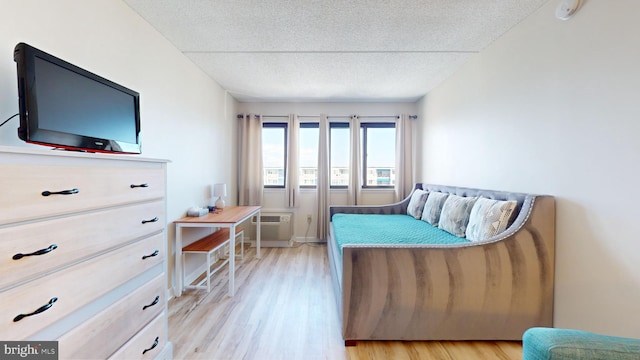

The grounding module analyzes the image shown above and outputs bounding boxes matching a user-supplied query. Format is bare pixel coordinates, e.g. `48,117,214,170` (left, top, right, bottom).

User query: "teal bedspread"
332,214,469,254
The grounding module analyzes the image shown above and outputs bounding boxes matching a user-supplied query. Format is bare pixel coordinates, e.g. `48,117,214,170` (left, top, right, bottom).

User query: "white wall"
0,0,236,293
417,0,640,337
238,102,417,240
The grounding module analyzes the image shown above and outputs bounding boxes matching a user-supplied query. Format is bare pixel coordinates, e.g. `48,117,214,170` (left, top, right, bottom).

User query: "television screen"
14,42,141,154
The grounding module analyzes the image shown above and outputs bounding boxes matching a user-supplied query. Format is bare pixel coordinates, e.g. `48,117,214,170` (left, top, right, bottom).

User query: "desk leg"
229,225,235,296
175,224,183,297
256,210,261,259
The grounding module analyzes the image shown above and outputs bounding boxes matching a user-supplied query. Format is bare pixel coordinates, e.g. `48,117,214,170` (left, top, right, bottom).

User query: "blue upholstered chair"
523,327,640,359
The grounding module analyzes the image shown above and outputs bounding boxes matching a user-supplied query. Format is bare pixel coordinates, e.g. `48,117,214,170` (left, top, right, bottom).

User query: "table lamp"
213,183,227,209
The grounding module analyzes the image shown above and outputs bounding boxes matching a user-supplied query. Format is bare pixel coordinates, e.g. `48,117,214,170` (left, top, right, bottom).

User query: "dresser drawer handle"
13,244,58,260
130,183,149,188
142,336,159,355
142,295,160,310
13,297,58,322
141,217,159,224
142,250,159,260
41,188,79,196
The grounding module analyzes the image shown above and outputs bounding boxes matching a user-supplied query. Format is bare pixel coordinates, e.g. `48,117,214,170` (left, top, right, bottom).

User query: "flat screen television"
14,42,141,154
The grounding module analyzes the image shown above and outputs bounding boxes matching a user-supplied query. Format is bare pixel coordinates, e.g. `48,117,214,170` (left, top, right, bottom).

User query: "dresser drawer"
57,274,165,359
109,312,166,360
0,164,164,225
0,201,164,290
0,233,164,340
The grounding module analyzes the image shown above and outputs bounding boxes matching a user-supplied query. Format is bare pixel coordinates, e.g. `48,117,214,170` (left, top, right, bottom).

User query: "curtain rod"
235,114,322,119
237,114,417,119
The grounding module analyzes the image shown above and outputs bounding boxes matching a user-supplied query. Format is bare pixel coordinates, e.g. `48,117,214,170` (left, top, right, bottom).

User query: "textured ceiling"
123,0,548,102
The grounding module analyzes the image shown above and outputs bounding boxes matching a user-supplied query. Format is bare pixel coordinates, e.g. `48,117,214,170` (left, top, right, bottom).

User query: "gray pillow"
421,191,449,226
438,195,478,237
466,198,517,241
406,189,429,219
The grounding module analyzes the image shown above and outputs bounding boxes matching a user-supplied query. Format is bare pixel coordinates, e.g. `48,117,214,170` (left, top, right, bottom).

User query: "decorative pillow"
438,195,478,237
406,189,429,219
466,198,518,241
421,191,449,226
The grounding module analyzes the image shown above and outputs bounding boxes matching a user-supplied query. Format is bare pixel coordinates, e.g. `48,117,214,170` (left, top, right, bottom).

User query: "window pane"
299,123,318,186
330,123,349,187
262,124,286,187
363,124,396,187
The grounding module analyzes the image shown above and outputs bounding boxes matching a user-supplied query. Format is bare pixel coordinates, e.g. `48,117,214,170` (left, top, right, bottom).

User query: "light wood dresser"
0,146,172,359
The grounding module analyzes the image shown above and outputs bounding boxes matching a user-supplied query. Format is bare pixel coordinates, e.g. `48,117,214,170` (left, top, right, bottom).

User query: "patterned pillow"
438,195,478,237
421,191,449,226
466,198,518,241
406,189,429,219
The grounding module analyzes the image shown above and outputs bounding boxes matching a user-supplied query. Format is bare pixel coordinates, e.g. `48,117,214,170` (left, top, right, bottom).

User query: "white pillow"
406,189,429,219
438,195,478,237
466,198,517,241
421,191,449,226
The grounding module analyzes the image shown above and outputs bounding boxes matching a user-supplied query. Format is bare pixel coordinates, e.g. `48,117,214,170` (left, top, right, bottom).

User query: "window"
361,122,396,187
299,123,319,187
262,123,287,188
330,123,350,188
260,119,398,190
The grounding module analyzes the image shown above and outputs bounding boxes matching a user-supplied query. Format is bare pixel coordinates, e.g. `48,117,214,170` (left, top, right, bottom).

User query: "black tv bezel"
14,42,142,154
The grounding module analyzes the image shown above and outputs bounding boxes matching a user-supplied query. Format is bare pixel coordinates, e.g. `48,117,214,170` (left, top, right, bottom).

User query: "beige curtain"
394,114,415,202
316,114,330,240
286,114,300,208
347,115,362,205
238,114,263,206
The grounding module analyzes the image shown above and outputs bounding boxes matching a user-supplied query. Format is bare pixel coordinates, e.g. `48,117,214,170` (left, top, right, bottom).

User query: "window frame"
260,120,397,190
262,122,288,189
299,122,319,189
360,122,396,189
330,122,350,189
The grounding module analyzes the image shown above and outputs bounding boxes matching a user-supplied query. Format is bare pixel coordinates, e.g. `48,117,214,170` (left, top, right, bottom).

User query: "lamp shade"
213,183,227,197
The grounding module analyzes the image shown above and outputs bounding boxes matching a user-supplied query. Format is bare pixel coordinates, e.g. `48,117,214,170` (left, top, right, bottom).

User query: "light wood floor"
168,243,523,360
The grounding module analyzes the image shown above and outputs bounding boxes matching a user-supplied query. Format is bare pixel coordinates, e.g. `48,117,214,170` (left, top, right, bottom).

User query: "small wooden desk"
174,206,261,297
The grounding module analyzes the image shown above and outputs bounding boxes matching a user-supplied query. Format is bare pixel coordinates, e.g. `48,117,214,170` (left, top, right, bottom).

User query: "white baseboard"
183,249,225,286
184,262,208,286
250,239,294,247
247,237,326,248
294,236,324,243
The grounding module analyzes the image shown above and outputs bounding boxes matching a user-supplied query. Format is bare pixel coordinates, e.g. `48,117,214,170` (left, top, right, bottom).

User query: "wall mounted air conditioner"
250,213,293,247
